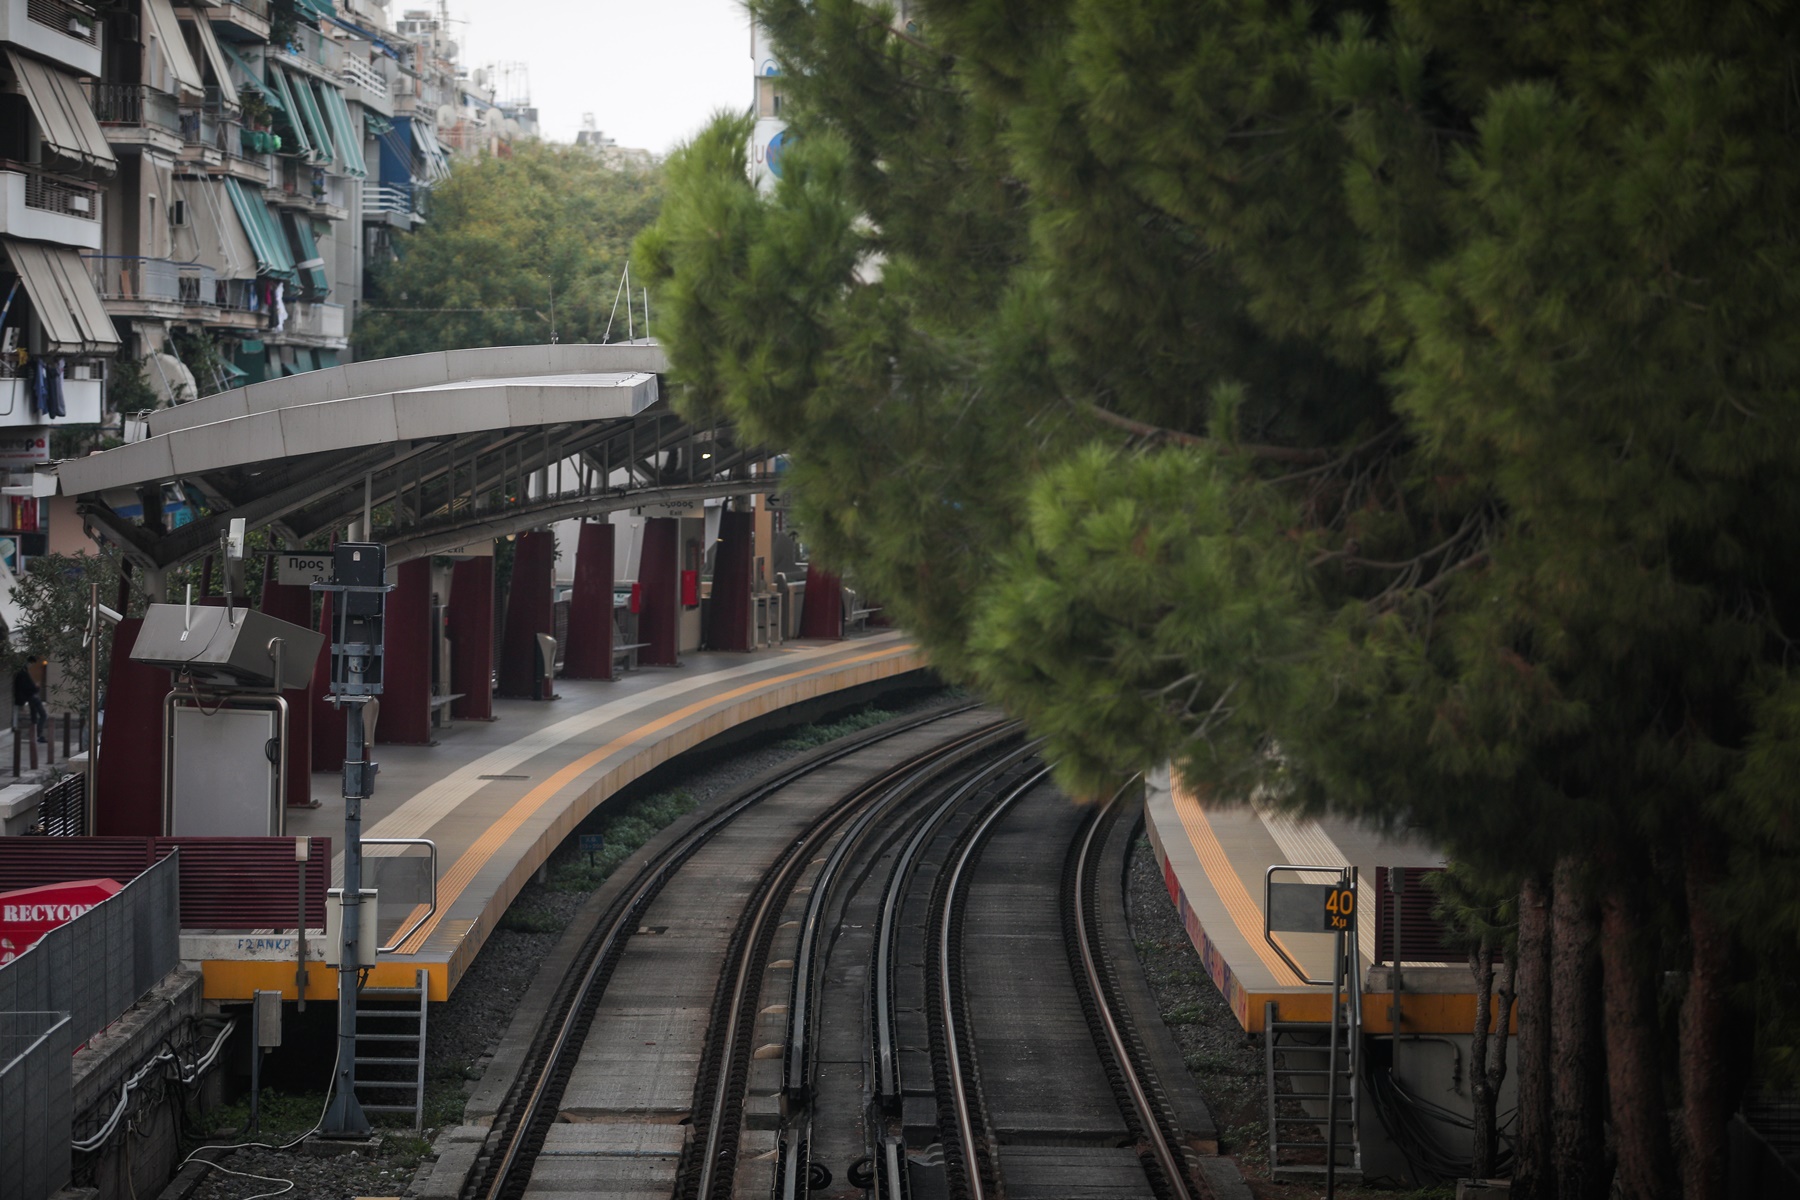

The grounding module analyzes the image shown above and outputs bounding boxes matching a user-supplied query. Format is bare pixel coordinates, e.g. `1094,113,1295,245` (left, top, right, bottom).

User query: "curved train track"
465,706,1210,1200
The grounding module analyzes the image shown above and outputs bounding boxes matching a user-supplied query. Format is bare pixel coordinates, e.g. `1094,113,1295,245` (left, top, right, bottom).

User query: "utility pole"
317,542,390,1137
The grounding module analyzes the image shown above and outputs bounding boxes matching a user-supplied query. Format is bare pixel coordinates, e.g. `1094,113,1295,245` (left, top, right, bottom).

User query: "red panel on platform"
705,510,755,652
1373,866,1462,965
562,522,616,679
378,558,432,744
95,617,168,836
497,531,556,698
638,518,680,666
798,563,844,640
258,575,315,807
449,555,494,720
0,836,331,928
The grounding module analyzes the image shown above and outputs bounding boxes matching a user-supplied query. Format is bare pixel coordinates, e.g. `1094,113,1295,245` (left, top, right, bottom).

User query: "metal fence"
0,1011,72,1200
37,774,84,837
0,850,180,1049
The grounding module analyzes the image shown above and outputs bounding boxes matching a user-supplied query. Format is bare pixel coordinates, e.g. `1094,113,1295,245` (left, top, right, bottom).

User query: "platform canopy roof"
58,343,767,573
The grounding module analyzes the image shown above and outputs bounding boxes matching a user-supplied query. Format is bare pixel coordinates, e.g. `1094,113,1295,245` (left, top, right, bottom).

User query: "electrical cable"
174,1031,346,1200
72,1018,235,1154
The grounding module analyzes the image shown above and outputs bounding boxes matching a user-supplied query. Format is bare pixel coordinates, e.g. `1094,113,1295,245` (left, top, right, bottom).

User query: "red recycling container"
0,877,123,965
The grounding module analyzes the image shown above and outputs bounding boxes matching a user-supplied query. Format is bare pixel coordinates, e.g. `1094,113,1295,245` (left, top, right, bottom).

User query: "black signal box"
334,542,386,616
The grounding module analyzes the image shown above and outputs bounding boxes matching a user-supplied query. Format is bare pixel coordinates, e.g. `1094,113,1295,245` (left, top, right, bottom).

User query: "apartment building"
0,0,525,576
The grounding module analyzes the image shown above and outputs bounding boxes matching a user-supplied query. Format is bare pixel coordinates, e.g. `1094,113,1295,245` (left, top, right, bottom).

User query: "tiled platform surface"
1143,768,1492,1034
184,632,926,1002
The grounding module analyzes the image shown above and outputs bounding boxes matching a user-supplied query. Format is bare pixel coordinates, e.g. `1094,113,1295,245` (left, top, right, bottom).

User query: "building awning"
266,68,312,158
281,210,328,299
289,72,336,166
318,82,366,178
2,238,120,354
173,178,257,281
4,50,116,172
411,119,453,183
223,178,296,280
182,11,239,109
143,0,205,98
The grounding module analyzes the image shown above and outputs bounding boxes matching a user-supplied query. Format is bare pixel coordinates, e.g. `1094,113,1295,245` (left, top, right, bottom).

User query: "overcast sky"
448,0,753,153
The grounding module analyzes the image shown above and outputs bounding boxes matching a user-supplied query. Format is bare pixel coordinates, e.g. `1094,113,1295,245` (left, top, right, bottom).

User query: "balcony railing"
26,0,98,47
88,83,182,134
340,55,389,99
211,277,259,315
362,183,415,217
88,255,215,305
12,162,99,221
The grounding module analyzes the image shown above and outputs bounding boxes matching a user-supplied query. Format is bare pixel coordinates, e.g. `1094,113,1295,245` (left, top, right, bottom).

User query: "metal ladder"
1265,943,1363,1182
352,968,429,1129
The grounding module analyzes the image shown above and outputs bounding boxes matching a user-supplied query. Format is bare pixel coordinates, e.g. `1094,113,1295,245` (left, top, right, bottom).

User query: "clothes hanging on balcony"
44,359,65,420
272,283,287,333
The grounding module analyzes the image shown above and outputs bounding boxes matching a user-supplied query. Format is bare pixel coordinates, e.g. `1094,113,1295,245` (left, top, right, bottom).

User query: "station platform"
183,631,926,1003
1143,769,1489,1035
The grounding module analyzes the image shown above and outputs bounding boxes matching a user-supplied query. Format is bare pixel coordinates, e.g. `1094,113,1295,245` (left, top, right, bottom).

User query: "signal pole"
318,543,391,1137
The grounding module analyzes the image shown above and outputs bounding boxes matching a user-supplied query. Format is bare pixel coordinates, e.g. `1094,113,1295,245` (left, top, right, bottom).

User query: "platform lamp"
82,582,123,835
315,540,391,1138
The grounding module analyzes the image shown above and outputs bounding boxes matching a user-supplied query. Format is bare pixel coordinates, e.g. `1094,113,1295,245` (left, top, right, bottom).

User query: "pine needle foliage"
641,2,1800,1179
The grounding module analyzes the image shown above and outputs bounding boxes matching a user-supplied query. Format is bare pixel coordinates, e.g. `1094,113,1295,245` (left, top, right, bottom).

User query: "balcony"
340,53,393,117
283,301,346,344
275,21,342,80
89,83,184,153
0,367,103,428
206,0,270,42
0,0,102,76
90,254,218,319
176,105,228,167
271,159,346,221
221,140,274,187
0,162,101,249
361,183,418,228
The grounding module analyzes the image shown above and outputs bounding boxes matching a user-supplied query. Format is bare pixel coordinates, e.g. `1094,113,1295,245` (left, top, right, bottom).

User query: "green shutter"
319,84,366,178
281,210,329,300
223,178,296,280
267,69,312,158
288,70,334,164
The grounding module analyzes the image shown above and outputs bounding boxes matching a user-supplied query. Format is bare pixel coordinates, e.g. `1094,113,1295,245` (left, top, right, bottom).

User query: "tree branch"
1086,404,1333,463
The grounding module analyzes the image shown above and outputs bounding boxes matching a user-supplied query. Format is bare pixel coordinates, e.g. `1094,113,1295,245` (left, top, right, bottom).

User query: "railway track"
466,706,1213,1200
464,703,1009,1200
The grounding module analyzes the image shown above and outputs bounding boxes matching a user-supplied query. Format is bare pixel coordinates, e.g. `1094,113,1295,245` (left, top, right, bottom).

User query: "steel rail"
872,741,1041,1109
936,760,1058,1200
696,718,1019,1200
784,724,1024,1107
1072,783,1199,1200
474,701,985,1200
773,733,1037,1200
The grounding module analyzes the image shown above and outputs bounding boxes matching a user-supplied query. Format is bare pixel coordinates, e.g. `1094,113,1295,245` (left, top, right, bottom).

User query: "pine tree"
641,4,1800,1193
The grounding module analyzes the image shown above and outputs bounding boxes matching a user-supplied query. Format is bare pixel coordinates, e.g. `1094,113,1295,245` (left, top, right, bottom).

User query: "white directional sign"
275,553,334,585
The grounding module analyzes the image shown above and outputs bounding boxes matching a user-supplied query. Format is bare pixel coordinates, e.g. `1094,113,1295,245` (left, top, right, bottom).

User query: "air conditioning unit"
69,194,91,214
